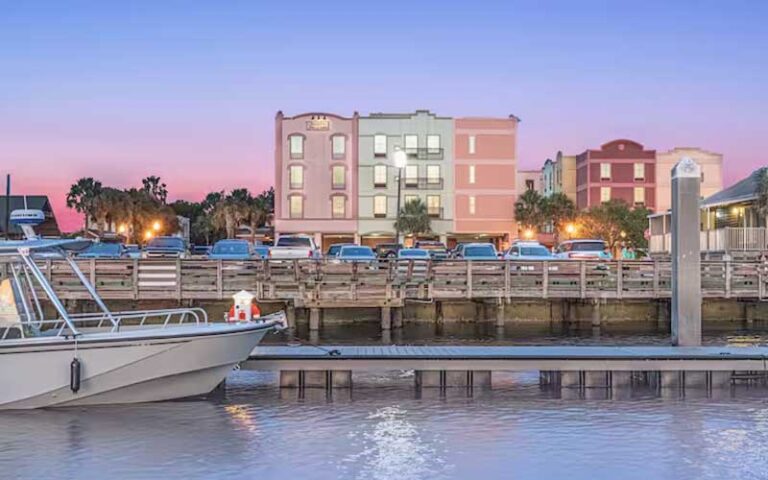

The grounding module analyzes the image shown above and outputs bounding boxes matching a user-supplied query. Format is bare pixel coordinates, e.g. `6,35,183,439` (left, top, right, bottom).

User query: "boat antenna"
3,174,9,240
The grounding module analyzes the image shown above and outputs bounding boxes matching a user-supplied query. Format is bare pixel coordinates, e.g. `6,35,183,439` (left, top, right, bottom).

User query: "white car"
268,235,319,259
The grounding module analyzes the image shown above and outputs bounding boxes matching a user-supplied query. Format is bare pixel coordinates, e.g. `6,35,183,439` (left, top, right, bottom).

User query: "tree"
142,175,168,204
394,198,431,238
578,200,651,252
514,189,545,231
541,193,577,244
211,190,250,239
66,177,103,232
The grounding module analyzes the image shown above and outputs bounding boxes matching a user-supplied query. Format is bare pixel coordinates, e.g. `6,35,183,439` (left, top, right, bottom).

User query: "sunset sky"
1,1,766,231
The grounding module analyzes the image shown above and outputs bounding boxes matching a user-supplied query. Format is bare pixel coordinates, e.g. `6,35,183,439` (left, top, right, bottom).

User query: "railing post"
504,260,511,300
89,258,96,287
466,260,473,299
176,258,182,301
725,260,732,298
616,260,623,299
652,259,660,298
133,258,139,300
216,259,223,300
542,261,549,299
579,261,586,299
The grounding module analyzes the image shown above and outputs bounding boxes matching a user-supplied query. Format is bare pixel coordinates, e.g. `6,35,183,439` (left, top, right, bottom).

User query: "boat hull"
0,320,276,409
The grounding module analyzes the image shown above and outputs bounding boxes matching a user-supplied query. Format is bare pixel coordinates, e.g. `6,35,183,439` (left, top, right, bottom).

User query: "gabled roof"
701,168,766,208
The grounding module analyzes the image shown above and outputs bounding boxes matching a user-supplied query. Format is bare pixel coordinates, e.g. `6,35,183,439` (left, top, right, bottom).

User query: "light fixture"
392,147,408,169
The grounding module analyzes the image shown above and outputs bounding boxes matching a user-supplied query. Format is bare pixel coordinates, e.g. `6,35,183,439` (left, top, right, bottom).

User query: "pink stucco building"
274,112,358,250
576,139,657,211
453,116,519,248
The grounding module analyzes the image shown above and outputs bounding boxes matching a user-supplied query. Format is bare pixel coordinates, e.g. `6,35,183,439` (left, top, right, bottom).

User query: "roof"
0,196,60,236
701,167,766,208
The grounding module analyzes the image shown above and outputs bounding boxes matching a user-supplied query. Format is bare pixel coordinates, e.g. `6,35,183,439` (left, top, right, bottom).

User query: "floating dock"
244,345,768,391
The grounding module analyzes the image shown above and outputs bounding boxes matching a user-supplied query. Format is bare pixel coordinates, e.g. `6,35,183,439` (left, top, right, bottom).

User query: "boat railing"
1,307,209,340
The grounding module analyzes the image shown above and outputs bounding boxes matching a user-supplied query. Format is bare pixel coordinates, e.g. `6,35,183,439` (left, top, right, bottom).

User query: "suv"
269,235,320,259
142,236,188,259
554,239,611,260
374,243,403,258
414,240,448,260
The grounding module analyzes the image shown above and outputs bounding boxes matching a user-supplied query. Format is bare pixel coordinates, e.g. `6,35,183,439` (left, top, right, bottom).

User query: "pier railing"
3,258,763,306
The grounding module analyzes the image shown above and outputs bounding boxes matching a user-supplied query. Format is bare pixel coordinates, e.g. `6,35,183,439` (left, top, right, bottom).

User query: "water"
2,324,768,480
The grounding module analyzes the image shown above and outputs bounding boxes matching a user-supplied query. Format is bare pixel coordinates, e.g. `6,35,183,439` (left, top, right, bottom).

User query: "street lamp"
152,220,162,232
565,223,576,239
391,147,408,244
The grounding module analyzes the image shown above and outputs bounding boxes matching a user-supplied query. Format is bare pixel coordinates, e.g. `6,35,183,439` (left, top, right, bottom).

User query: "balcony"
649,227,768,254
402,177,444,190
405,147,444,160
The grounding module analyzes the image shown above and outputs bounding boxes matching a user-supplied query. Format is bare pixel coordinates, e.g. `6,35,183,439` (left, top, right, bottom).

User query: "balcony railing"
405,147,444,160
649,227,768,253
403,177,444,190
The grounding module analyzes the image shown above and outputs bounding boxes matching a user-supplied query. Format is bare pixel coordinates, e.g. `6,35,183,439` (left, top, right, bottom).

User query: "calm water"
2,323,768,480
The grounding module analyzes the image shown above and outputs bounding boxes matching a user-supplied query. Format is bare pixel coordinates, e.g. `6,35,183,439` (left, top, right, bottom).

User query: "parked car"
504,242,554,260
207,239,254,260
554,239,612,260
397,248,431,277
450,243,468,259
254,245,270,259
456,243,499,260
191,245,211,257
78,242,127,259
337,245,377,263
375,243,403,258
269,235,319,259
414,240,448,260
326,243,356,258
142,236,188,259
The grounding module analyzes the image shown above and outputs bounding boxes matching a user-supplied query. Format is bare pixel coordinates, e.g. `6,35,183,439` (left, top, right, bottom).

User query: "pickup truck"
269,235,319,259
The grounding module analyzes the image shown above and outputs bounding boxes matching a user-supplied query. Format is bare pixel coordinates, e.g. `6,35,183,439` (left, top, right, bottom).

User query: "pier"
244,345,768,392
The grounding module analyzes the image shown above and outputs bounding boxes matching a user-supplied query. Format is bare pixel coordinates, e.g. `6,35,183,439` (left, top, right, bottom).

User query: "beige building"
553,151,577,203
516,169,541,194
655,147,723,212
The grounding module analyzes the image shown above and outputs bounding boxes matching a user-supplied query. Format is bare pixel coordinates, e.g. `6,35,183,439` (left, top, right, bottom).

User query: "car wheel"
386,252,396,258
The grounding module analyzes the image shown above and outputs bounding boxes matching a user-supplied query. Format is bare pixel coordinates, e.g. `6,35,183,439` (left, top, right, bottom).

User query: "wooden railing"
2,258,764,306
650,227,768,254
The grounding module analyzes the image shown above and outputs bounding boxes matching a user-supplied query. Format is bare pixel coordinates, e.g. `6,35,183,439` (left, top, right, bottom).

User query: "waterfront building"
274,111,359,251
553,151,578,202
655,147,723,213
516,169,541,194
357,110,454,246
453,116,519,248
575,139,656,210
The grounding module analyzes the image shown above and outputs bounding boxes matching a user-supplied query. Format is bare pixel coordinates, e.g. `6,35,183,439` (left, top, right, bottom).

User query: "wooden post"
725,260,732,298
466,261,473,299
381,306,391,331
309,307,321,332
579,261,586,299
504,261,511,299
176,258,182,301
132,258,139,300
542,261,549,299
616,260,623,299
89,258,96,287
652,259,660,298
216,259,223,300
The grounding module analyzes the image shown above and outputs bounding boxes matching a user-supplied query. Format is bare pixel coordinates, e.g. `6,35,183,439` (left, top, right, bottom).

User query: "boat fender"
70,358,81,393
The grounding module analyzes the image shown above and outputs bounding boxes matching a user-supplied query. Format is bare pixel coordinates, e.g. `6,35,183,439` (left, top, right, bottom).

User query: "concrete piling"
309,307,321,332
392,307,403,329
381,306,391,331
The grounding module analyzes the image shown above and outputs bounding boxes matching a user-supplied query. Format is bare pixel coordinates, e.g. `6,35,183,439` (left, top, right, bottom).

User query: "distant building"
516,170,541,194
453,116,519,248
0,195,60,238
553,151,578,203
655,147,723,213
576,139,656,210
541,159,555,197
357,110,454,246
274,111,359,251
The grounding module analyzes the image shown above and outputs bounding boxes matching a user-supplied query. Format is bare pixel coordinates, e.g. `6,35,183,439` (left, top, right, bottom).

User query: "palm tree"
394,198,431,239
66,177,103,232
541,193,577,244
514,189,545,232
244,192,271,243
211,190,250,239
92,187,127,234
142,176,168,204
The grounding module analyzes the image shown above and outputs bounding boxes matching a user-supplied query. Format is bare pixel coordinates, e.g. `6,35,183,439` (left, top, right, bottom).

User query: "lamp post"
392,147,408,245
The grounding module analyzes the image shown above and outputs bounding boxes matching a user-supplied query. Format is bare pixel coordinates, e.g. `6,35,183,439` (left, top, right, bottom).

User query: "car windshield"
212,242,249,254
465,245,496,256
277,237,312,247
572,242,606,251
84,243,121,255
520,246,551,256
327,245,343,255
148,237,184,249
341,247,374,257
399,250,429,258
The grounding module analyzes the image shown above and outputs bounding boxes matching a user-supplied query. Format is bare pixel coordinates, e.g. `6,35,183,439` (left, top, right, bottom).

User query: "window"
289,135,304,159
427,195,441,217
373,165,387,187
427,135,441,153
468,135,476,154
405,165,418,186
332,165,345,189
332,136,345,158
469,165,476,184
374,195,387,217
404,134,418,153
634,162,645,180
634,187,645,205
525,180,535,191
600,187,611,203
600,163,611,180
374,135,387,156
289,165,303,189
289,195,303,218
404,194,418,205
469,196,476,215
332,195,345,218
427,165,441,185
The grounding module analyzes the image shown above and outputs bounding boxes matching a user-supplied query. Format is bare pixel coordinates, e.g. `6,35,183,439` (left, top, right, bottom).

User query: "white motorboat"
0,211,286,409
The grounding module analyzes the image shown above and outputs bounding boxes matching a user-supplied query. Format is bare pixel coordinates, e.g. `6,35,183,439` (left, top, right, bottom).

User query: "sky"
1,0,767,231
